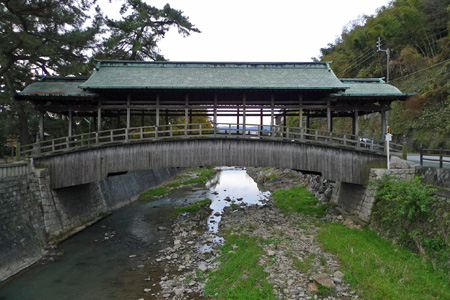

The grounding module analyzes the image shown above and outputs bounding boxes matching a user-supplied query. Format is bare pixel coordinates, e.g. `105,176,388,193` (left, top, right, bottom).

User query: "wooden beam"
39,110,44,141
68,107,73,137
299,94,303,128
352,109,359,136
243,94,246,136
126,94,131,129
327,99,332,132
155,95,160,126
97,100,102,132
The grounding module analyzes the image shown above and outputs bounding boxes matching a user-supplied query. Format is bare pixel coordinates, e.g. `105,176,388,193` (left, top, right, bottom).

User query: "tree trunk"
4,75,31,145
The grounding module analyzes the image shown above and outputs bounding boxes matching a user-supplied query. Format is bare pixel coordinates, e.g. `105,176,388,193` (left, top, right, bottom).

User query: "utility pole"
377,37,390,83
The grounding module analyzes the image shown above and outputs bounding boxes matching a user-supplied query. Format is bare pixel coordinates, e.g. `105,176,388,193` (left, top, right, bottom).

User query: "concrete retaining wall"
332,158,450,223
0,165,180,282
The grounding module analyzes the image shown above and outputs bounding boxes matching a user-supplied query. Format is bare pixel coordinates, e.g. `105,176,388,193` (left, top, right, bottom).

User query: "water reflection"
202,167,270,246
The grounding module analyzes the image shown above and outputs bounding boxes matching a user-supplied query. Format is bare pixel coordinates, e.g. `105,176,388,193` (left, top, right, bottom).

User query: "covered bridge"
16,61,411,142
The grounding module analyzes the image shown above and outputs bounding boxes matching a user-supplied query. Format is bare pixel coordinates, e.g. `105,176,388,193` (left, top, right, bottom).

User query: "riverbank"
146,167,357,300
152,167,450,300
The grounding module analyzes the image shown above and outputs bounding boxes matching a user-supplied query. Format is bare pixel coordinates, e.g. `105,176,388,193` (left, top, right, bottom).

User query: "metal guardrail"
0,162,30,178
19,123,402,158
420,149,450,168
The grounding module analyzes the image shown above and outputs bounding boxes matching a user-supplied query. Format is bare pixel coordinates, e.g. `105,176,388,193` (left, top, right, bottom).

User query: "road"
401,153,450,169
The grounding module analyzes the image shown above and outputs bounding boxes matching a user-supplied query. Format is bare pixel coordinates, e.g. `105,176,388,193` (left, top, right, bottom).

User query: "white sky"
101,0,391,62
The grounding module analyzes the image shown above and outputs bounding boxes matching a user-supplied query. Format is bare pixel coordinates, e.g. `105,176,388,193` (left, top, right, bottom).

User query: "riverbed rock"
312,274,335,288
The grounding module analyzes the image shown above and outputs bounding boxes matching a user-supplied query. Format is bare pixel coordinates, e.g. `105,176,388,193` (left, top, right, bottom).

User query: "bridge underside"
34,138,386,189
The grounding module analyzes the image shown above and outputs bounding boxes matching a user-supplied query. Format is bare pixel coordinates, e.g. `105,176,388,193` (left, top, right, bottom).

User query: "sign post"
385,126,392,169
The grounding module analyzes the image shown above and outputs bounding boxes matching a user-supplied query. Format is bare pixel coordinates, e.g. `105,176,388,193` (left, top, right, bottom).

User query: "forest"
318,0,450,150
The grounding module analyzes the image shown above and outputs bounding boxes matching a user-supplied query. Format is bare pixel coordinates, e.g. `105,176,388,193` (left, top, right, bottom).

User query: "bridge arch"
34,138,386,189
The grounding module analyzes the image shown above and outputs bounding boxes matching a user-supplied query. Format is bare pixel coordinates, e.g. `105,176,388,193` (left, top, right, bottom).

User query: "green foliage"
181,167,215,185
317,284,337,298
293,253,316,275
139,187,169,199
374,175,436,224
372,175,450,270
316,0,450,148
318,223,450,300
99,0,199,61
0,0,199,143
173,199,212,215
272,186,328,217
195,269,206,283
166,180,182,188
182,176,208,184
204,234,276,300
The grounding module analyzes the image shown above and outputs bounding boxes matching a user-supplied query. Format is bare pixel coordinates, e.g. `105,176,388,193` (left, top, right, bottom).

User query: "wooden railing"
19,123,402,158
420,149,450,168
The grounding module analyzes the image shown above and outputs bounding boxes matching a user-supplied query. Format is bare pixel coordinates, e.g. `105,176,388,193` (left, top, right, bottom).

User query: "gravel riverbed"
144,168,360,300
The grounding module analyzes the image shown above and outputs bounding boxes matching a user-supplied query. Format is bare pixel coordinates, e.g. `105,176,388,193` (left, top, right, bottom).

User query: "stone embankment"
147,168,359,300
246,167,335,201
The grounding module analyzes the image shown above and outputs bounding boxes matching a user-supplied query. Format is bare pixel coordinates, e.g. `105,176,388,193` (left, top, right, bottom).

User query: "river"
0,167,269,300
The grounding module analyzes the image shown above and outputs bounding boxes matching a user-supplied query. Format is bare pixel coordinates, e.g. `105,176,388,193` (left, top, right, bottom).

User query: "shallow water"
0,167,268,300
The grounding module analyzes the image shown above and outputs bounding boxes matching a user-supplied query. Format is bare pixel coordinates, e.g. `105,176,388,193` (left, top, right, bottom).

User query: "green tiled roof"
80,61,348,91
18,77,97,98
335,78,413,98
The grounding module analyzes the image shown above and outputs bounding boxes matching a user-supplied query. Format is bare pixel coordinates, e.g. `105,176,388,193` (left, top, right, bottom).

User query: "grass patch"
195,269,206,283
266,173,279,181
166,180,182,188
271,186,328,217
204,234,276,300
317,285,337,298
173,199,212,215
183,176,208,184
318,222,450,300
139,187,169,199
293,253,316,274
230,203,239,209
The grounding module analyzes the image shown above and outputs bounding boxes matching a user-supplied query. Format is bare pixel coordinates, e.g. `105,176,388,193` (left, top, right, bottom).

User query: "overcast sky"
102,0,391,62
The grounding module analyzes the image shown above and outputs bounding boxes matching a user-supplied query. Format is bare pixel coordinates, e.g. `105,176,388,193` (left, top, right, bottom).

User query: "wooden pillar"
68,108,73,137
271,95,275,136
299,95,303,128
185,95,188,136
327,99,332,132
352,109,359,136
97,100,102,132
213,94,218,125
214,94,218,136
381,110,386,138
306,112,310,128
126,94,131,129
165,109,169,125
260,108,263,130
243,94,246,136
270,95,274,127
156,95,160,127
39,110,44,141
236,108,240,132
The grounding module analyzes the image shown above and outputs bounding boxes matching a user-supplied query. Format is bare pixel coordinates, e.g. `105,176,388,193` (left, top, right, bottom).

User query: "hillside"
319,0,450,150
